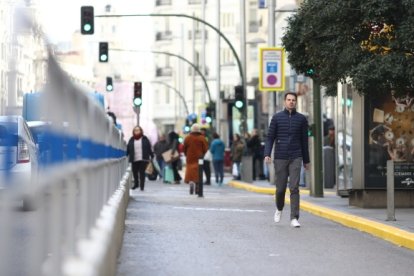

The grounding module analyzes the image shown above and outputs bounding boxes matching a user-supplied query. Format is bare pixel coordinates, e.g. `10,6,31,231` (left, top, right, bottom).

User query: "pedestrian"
210,132,225,186
200,127,212,185
264,92,310,228
231,134,244,180
167,131,182,184
126,126,154,191
153,133,169,179
247,128,265,180
183,124,208,194
323,125,335,147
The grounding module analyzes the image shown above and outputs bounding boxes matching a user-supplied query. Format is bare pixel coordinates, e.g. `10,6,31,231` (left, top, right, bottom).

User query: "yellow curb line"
228,180,414,251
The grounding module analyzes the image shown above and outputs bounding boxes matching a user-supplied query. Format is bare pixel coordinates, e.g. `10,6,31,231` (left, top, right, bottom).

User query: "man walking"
264,92,310,228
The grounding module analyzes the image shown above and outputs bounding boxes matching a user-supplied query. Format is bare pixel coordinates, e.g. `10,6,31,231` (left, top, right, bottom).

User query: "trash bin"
323,146,335,188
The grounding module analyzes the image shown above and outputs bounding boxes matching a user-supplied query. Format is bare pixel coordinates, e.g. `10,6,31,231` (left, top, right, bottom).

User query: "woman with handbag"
126,126,154,191
231,134,244,180
167,131,182,184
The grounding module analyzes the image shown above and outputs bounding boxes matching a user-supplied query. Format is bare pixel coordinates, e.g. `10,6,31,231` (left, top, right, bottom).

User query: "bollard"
386,160,396,221
198,158,204,197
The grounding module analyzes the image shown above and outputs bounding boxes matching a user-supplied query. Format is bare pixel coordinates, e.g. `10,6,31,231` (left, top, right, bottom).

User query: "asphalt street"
116,181,414,276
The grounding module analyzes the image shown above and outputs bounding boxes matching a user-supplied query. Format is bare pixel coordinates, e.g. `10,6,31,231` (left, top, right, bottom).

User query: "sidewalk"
228,179,414,251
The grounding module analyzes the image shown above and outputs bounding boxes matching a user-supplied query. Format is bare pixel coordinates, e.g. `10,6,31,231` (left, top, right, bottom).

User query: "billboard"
365,91,414,189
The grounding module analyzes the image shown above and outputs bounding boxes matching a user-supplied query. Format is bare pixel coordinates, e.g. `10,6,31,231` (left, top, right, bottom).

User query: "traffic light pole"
151,81,190,116
111,48,212,103
312,80,324,197
95,13,247,135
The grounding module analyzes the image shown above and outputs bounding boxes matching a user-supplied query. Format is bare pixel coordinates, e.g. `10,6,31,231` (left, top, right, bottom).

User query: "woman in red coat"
183,124,208,194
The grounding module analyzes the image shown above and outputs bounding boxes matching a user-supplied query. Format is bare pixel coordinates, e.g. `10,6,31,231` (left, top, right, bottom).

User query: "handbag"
232,163,238,177
162,149,180,163
145,161,154,175
204,150,212,161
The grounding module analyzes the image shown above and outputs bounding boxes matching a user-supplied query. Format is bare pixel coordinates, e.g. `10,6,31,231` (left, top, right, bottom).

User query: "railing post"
198,158,204,197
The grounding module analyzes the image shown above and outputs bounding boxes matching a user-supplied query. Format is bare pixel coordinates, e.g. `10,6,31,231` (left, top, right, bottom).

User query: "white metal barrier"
0,46,131,275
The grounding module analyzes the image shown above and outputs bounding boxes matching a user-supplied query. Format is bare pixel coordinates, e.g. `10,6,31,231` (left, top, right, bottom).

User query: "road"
116,181,414,276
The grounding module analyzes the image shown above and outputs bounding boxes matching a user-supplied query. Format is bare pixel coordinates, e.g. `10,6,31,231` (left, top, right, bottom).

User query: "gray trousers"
274,158,302,220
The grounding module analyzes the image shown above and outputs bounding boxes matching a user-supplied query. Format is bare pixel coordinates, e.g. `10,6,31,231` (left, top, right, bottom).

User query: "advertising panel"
365,91,414,189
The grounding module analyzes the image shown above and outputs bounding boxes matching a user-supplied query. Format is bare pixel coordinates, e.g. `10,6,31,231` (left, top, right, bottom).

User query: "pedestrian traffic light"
234,85,244,109
106,77,113,92
81,6,94,35
99,42,108,62
133,82,142,107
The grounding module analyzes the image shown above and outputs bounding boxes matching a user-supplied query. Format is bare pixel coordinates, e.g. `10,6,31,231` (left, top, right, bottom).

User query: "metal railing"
0,51,130,276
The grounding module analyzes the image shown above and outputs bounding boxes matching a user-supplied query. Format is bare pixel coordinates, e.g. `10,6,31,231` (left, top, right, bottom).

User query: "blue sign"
258,0,266,9
266,62,278,73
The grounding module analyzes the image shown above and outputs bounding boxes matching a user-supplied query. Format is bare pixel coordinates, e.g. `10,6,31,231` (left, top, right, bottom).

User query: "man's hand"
264,156,272,164
304,163,310,170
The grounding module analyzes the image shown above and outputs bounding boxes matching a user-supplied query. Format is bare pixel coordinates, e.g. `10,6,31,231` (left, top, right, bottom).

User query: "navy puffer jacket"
264,109,310,164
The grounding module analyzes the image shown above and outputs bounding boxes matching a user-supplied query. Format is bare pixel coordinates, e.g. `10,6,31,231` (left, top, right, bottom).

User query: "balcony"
155,0,172,6
188,66,209,76
155,31,173,41
188,30,208,40
156,67,173,77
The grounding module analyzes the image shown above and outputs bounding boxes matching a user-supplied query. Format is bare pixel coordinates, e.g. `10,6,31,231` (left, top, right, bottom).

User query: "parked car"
0,116,39,209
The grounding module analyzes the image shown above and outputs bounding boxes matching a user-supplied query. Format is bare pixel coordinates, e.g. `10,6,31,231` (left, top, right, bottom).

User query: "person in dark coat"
126,126,154,191
167,131,182,184
247,128,265,180
264,92,310,228
153,133,169,179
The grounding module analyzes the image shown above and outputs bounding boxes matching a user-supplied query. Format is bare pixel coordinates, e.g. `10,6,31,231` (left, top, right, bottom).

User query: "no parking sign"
259,47,285,91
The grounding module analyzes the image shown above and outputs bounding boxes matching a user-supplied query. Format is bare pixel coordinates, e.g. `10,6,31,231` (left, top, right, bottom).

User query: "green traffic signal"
99,42,108,62
235,100,244,109
81,6,94,35
83,24,92,32
133,97,142,107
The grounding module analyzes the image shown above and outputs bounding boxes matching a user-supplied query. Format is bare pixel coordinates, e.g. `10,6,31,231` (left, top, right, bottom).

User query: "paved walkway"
229,179,414,250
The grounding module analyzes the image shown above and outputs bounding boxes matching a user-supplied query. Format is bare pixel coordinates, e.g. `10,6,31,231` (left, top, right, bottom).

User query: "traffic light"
81,6,94,35
305,68,315,77
308,123,315,137
106,77,113,92
99,42,108,62
234,85,244,109
205,106,213,124
133,82,142,107
184,119,191,133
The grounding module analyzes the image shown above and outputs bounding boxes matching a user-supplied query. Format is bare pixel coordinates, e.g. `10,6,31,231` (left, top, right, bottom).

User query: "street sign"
259,47,285,91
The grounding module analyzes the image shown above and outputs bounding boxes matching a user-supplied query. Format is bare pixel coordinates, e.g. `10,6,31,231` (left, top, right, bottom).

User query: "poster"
365,91,414,189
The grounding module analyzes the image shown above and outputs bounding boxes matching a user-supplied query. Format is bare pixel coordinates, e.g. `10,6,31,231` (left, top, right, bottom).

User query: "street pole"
192,13,196,113
111,49,213,103
312,80,324,197
151,81,190,116
95,13,246,133
216,0,221,133
202,0,207,105
240,0,248,136
268,0,276,122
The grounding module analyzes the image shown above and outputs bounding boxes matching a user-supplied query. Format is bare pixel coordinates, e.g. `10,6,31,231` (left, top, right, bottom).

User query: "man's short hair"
284,92,298,100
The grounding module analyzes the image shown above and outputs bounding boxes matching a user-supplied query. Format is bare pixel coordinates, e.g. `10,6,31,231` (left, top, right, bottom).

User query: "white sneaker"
290,218,300,228
274,209,282,223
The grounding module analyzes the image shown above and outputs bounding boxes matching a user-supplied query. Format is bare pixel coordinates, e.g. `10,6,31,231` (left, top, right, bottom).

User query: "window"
165,87,170,104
